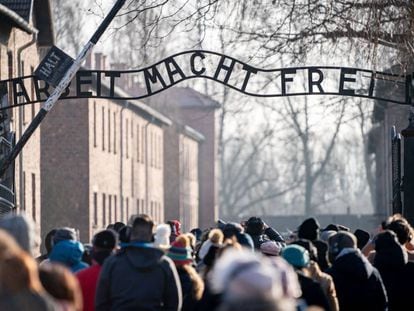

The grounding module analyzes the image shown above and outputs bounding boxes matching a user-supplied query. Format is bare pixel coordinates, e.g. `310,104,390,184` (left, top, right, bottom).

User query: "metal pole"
0,0,126,178
391,126,402,214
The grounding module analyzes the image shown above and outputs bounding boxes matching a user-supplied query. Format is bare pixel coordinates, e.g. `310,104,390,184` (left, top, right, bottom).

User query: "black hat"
354,229,370,249
93,230,118,250
298,218,320,241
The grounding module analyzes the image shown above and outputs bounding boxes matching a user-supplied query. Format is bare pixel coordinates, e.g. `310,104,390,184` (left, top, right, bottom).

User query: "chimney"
102,55,107,70
95,52,102,70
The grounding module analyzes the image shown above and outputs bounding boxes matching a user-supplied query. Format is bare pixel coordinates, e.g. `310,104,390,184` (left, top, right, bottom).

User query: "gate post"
391,126,402,215
402,74,414,224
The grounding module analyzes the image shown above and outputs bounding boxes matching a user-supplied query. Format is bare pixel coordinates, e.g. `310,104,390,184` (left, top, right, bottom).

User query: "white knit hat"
154,224,171,250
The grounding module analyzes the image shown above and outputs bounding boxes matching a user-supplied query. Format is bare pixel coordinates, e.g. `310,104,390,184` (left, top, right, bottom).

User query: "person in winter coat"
95,214,182,311
76,230,118,311
49,239,89,273
281,244,331,311
244,217,285,250
167,235,204,311
327,231,388,311
374,230,414,311
297,217,330,271
291,239,339,311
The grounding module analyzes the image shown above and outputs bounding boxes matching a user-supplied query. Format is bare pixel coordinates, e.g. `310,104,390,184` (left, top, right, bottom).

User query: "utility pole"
0,0,126,178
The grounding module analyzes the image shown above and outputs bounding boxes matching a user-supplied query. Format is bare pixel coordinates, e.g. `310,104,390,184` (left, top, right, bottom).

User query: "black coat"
95,246,182,311
327,250,387,311
248,227,285,250
375,254,414,311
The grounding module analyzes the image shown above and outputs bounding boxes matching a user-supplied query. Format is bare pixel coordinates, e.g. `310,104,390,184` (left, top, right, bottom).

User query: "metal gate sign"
0,50,408,110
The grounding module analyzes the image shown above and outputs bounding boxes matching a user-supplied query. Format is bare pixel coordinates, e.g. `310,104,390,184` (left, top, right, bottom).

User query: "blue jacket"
49,240,89,273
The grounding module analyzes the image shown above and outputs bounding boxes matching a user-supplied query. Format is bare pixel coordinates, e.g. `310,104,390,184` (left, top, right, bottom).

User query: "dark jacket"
327,249,387,311
95,245,182,311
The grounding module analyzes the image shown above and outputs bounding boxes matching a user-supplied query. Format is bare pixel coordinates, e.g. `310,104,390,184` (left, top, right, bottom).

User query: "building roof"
181,125,205,142
0,0,32,22
0,2,37,34
149,87,221,109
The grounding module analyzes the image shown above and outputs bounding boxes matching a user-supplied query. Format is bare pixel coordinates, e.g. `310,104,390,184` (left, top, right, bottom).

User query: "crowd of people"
0,212,413,311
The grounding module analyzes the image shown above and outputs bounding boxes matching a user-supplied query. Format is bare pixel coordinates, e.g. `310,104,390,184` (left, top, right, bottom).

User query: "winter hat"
53,227,77,245
0,214,36,255
281,244,310,268
328,232,357,257
167,235,193,265
260,241,282,256
93,230,118,250
168,220,181,235
290,239,318,262
118,225,131,243
154,224,171,250
374,230,407,269
245,217,265,236
223,222,243,239
198,229,224,260
297,218,320,241
354,229,370,249
320,230,336,242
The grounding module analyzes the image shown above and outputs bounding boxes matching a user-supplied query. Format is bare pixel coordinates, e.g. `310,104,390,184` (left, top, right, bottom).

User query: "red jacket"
76,264,102,311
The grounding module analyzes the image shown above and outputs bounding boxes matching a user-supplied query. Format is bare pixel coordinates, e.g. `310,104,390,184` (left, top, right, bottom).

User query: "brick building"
146,87,221,229
0,0,53,238
41,54,172,242
164,122,204,232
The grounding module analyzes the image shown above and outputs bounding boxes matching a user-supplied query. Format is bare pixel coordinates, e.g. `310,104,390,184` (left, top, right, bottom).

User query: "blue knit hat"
281,244,310,268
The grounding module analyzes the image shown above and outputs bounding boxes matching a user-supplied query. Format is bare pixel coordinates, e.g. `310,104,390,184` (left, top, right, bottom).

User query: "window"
109,195,112,224
131,161,134,197
114,195,118,221
22,171,26,211
113,111,117,153
141,126,145,163
136,125,140,162
93,102,97,147
102,194,106,227
93,193,98,225
31,174,36,221
31,66,35,119
126,198,129,223
108,108,111,153
102,106,105,151
121,196,124,223
150,131,153,167
126,118,129,158
136,199,140,214
159,135,162,169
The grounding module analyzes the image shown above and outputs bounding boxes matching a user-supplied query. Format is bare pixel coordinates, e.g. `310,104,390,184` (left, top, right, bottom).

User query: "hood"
49,240,84,267
334,250,374,281
125,246,165,269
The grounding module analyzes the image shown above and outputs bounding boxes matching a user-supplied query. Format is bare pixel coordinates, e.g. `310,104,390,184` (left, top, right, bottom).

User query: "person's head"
281,244,310,269
211,248,297,311
167,235,194,266
328,231,357,262
290,239,318,262
260,241,282,257
297,217,320,241
0,214,36,256
39,263,83,311
91,230,117,264
386,219,413,245
374,230,407,269
154,224,171,250
354,229,370,250
223,222,243,239
190,228,203,241
0,229,21,259
113,222,126,233
118,225,132,243
130,214,154,242
44,229,57,255
53,227,77,246
0,248,43,294
245,217,265,236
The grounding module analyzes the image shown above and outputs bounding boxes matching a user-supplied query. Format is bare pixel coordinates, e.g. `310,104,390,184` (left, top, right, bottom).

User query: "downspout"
17,33,37,212
144,117,155,212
